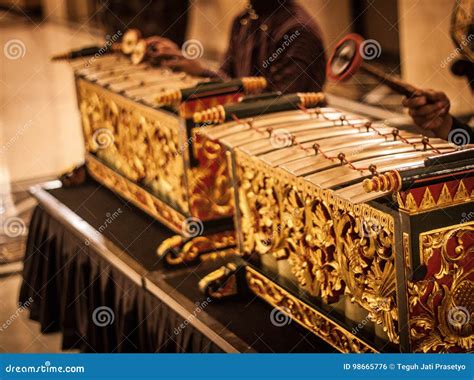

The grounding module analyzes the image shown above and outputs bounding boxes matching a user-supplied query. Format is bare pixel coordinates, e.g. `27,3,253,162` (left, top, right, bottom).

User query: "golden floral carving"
302,198,342,300
420,188,436,211
238,160,283,256
453,181,469,202
403,232,412,277
409,224,473,352
246,266,378,353
77,79,188,213
188,132,234,220
235,150,399,344
438,184,453,206
334,212,399,343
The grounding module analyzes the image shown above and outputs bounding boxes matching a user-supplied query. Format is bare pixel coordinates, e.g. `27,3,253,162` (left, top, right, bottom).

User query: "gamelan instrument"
195,95,474,353
56,32,270,264
57,27,473,352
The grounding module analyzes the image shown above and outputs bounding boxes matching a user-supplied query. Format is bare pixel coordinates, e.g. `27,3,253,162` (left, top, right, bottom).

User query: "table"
19,179,333,353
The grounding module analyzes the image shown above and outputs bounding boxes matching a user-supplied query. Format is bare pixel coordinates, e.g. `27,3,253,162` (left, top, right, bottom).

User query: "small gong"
326,34,364,82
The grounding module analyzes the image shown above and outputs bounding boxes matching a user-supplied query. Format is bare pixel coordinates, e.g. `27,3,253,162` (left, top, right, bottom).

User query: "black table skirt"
19,205,221,353
19,180,332,353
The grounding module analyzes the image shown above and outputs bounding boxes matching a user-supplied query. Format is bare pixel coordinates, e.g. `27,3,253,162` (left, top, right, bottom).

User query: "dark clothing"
220,1,326,93
451,118,474,146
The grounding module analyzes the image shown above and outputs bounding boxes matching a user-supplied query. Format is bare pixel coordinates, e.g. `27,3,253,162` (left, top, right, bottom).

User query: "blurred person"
151,0,326,93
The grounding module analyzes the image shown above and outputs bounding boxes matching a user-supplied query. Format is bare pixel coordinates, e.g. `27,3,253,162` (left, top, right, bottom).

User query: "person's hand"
147,37,207,76
402,89,453,140
161,56,208,76
147,37,181,58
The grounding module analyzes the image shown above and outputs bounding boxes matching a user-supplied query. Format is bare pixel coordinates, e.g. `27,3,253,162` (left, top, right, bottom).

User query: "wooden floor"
0,11,102,353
